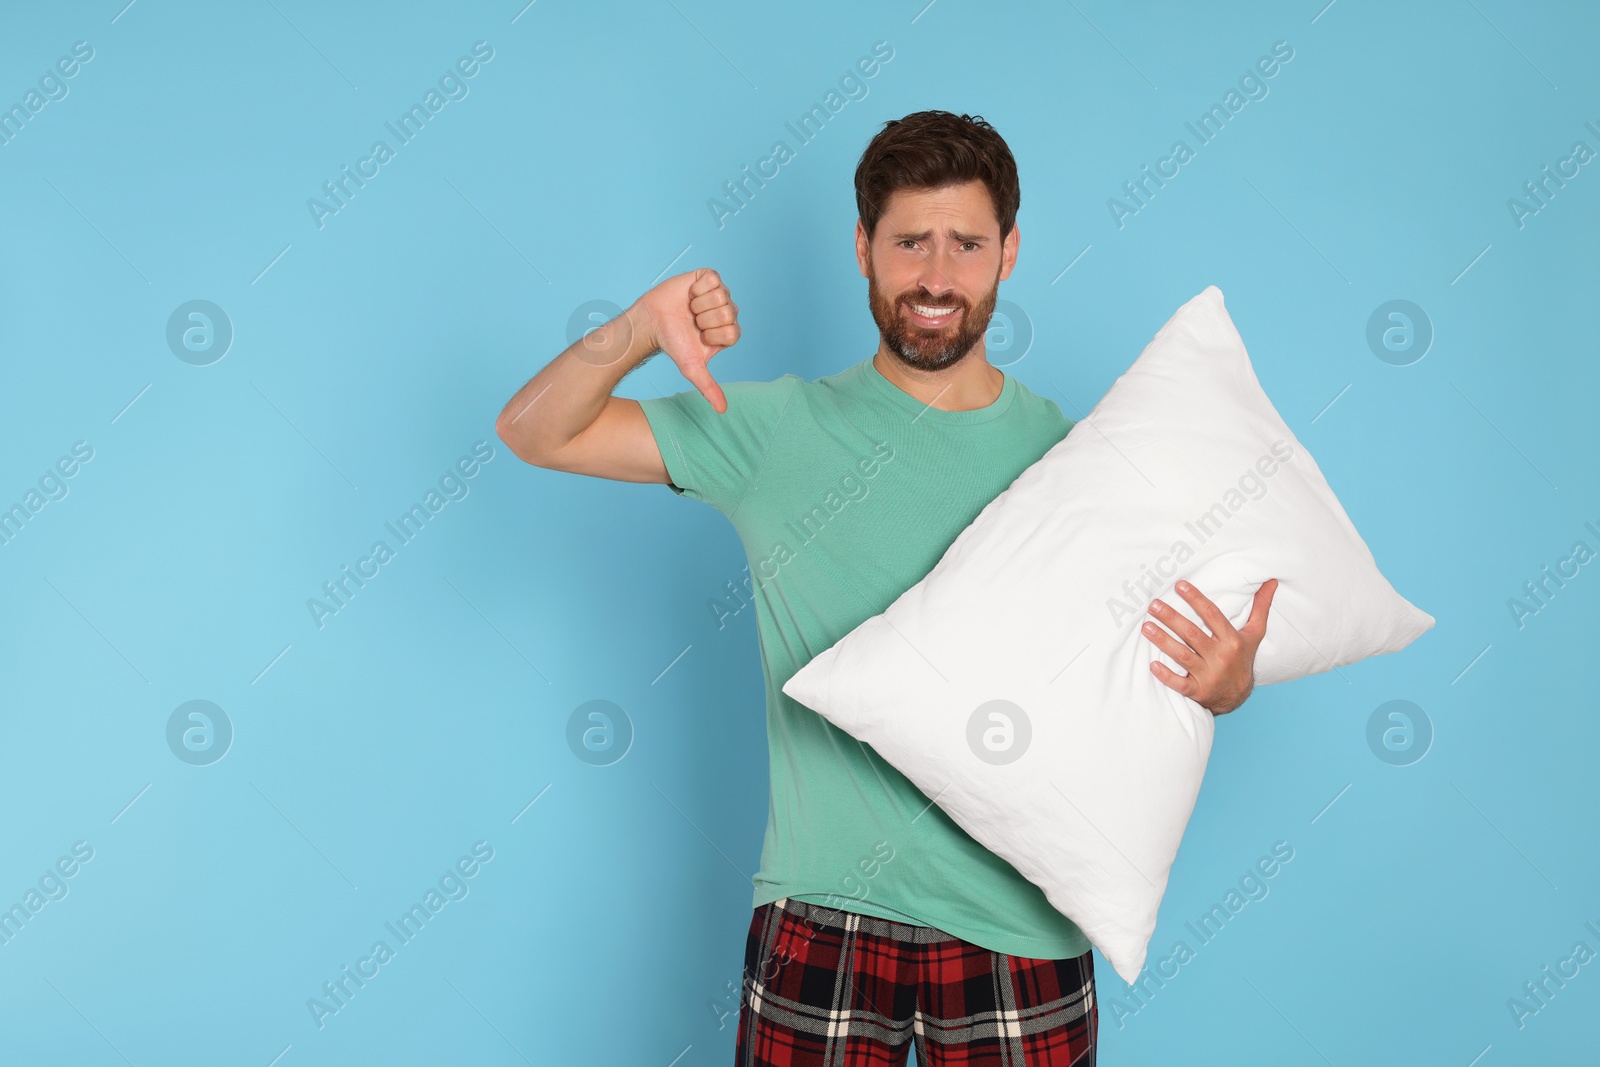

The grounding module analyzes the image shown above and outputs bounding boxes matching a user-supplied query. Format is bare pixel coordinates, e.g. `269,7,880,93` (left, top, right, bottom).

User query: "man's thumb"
682,362,728,414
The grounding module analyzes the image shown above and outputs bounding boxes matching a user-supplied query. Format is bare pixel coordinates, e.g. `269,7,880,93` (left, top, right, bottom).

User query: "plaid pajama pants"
735,897,1097,1066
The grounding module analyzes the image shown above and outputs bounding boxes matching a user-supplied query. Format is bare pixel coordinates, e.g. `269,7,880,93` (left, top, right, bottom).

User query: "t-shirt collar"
858,354,1018,425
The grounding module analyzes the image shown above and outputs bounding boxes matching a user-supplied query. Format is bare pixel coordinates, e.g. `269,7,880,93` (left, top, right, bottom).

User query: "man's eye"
898,239,918,250
962,241,979,251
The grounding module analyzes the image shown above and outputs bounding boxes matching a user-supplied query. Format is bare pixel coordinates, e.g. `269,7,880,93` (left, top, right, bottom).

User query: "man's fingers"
664,268,738,413
695,302,738,329
688,267,723,299
1148,659,1196,699
689,286,732,315
1149,598,1210,652
1174,582,1235,640
702,323,740,348
1142,621,1200,670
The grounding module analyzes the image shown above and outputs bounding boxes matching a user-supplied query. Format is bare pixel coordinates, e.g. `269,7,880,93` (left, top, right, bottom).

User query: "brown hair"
854,110,1020,244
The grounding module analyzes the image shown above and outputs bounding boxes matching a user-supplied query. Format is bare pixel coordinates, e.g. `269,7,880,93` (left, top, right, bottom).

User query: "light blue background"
1,1,1595,1064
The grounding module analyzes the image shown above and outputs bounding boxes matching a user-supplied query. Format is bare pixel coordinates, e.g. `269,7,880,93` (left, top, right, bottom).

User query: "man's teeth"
909,303,957,318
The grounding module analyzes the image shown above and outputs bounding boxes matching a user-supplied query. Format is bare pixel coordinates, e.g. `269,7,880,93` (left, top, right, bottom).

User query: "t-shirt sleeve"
636,375,801,514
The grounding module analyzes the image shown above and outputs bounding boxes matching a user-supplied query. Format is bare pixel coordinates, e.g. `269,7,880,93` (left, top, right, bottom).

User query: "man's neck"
873,349,1004,412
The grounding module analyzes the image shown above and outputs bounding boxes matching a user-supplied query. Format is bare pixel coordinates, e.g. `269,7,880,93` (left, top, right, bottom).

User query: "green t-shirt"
637,354,1090,960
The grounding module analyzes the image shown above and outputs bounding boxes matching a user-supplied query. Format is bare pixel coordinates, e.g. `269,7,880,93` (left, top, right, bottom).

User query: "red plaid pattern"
734,897,1097,1065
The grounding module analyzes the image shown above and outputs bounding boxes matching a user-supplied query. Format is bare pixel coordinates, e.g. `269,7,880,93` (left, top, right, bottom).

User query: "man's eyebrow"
889,228,991,243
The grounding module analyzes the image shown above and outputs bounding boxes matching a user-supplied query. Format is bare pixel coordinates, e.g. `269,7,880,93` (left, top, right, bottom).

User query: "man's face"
857,180,1018,372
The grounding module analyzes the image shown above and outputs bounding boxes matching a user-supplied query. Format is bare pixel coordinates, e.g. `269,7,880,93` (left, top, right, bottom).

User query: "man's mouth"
904,301,961,327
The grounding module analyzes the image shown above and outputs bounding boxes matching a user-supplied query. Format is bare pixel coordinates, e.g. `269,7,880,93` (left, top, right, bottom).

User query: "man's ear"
854,219,871,278
999,222,1020,282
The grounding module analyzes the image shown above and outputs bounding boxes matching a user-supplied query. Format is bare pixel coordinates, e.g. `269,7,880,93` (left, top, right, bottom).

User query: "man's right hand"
495,266,743,481
632,267,741,414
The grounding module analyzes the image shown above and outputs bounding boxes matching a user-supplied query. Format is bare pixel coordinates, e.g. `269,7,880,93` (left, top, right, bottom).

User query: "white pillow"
781,285,1434,984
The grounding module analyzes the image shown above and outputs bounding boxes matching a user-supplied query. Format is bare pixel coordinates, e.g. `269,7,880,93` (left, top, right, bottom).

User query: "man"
496,110,1276,1065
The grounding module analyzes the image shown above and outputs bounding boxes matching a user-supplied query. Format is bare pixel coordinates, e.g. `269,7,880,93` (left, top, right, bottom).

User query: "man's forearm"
494,301,658,461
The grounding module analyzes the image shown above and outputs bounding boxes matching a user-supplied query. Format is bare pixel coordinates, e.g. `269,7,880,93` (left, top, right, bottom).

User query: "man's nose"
913,250,956,296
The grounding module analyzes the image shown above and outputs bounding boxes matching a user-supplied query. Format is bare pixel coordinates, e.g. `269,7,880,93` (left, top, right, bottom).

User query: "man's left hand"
1142,578,1278,717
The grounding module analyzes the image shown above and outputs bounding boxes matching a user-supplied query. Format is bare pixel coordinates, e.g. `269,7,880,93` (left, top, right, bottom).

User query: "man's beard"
866,263,999,372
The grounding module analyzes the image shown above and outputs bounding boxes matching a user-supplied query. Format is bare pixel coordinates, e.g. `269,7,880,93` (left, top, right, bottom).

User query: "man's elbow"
495,410,548,468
